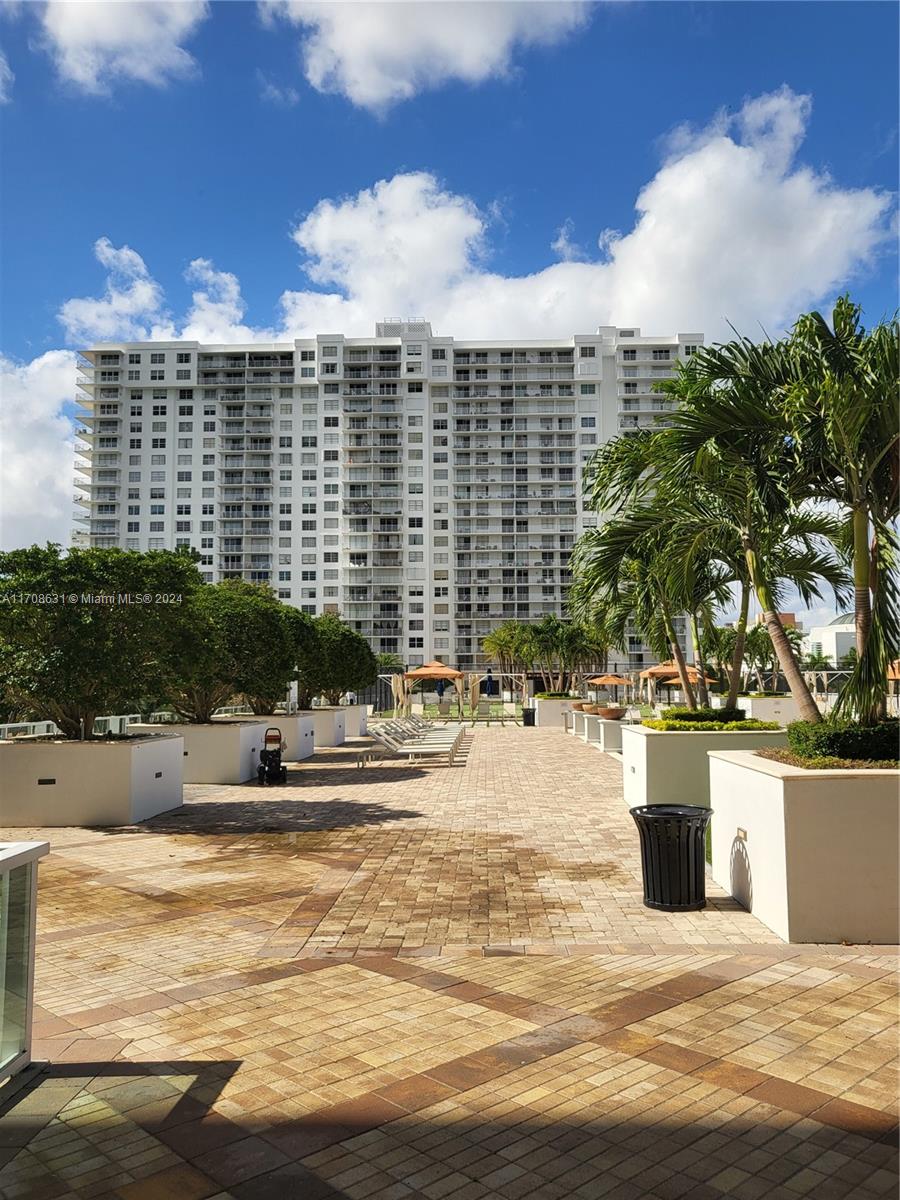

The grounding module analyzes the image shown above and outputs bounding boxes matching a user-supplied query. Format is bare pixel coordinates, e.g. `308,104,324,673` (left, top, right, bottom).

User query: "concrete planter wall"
709,750,900,944
128,722,266,784
622,724,788,810
572,711,624,752
341,704,368,738
300,708,345,747
0,736,184,826
212,714,314,761
534,698,574,729
737,696,802,725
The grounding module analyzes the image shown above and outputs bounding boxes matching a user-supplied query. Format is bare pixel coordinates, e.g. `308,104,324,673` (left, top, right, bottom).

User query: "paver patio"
1,727,896,1199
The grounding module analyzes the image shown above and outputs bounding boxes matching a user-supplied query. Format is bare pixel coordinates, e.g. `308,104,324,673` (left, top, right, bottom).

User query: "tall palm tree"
570,512,701,708
783,298,899,722
655,351,845,722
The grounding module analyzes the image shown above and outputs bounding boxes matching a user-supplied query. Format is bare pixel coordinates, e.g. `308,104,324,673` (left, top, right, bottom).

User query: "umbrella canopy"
404,659,464,680
888,660,900,681
586,674,631,686
469,673,480,714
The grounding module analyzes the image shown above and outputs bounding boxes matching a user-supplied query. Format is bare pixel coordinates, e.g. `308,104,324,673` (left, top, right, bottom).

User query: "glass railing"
0,842,48,1082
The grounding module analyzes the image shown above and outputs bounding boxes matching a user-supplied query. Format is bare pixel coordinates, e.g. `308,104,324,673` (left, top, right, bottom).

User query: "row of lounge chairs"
367,716,467,766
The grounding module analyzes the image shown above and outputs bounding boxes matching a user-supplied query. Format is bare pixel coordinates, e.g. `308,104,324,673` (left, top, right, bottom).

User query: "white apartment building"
74,321,702,672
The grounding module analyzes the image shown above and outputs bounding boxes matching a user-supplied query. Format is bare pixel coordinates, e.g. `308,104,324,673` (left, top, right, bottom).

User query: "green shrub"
661,705,745,723
533,692,573,699
758,748,898,770
643,719,780,732
786,719,899,764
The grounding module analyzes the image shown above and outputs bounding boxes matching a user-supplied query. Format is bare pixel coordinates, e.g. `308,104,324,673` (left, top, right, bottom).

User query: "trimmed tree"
170,580,295,722
245,605,317,714
297,613,377,705
0,545,202,738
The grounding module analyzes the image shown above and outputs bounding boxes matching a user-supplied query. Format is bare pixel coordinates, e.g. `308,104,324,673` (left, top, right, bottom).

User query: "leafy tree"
376,652,405,671
805,650,834,671
0,545,202,738
245,605,317,714
297,613,377,705
171,580,295,722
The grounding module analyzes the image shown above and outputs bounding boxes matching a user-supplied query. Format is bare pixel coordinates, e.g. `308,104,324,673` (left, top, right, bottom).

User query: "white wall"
710,751,899,944
128,722,266,783
0,737,184,826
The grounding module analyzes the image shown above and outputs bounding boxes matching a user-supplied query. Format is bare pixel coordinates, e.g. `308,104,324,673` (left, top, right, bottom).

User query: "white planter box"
300,708,345,747
737,696,801,725
709,751,900,944
534,698,573,729
0,737,184,826
212,714,314,761
128,722,266,784
341,704,368,738
622,724,788,810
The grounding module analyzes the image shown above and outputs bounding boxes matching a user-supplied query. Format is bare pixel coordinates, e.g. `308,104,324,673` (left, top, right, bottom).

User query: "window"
431,348,446,360
320,345,337,357
150,352,165,364
652,349,670,361
581,416,596,427
623,349,636,361
176,352,191,364
579,384,595,395
176,370,190,380
408,382,423,394
619,330,634,338
320,363,337,375
300,350,315,361
150,369,165,381
579,346,596,358
128,353,141,364
406,344,422,356
684,344,699,356
300,367,315,377
128,370,140,381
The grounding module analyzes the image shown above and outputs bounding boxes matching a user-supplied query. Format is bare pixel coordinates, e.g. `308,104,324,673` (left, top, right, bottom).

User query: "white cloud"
551,219,584,262
8,86,893,549
0,350,77,550
0,49,13,102
259,0,589,111
257,70,299,107
275,87,893,339
35,0,209,94
58,237,166,343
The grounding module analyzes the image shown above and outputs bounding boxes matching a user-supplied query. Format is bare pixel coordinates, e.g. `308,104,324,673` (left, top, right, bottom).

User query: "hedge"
786,719,899,764
660,706,745,723
643,719,781,732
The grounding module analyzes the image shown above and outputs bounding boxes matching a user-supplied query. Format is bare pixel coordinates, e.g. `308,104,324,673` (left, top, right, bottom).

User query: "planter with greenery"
0,545,205,824
212,712,315,761
709,745,899,943
622,717,788,810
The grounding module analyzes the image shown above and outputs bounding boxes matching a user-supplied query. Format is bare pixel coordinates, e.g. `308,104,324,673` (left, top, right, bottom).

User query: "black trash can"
630,805,713,911
522,708,536,727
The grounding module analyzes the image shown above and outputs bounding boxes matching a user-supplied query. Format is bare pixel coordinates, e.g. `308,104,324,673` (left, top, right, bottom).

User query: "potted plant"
710,720,899,942
0,545,197,825
130,580,295,783
622,707,787,810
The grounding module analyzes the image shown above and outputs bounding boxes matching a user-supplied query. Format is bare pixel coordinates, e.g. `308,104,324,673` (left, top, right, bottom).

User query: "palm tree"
582,422,847,716
570,512,700,708
656,351,848,723
783,298,899,722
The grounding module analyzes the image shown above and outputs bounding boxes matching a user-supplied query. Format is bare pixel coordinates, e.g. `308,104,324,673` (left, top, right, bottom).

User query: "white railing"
0,722,59,740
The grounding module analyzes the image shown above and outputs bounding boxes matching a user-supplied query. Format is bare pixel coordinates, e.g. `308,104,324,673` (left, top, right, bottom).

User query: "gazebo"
639,661,714,703
404,661,465,717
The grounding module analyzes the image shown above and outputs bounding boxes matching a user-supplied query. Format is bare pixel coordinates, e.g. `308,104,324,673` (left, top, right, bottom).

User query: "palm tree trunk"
661,600,696,709
745,542,820,722
852,504,872,659
690,612,710,708
726,581,750,709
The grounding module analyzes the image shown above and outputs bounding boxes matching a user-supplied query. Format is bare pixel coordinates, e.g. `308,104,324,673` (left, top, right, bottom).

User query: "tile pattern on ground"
1,727,896,1199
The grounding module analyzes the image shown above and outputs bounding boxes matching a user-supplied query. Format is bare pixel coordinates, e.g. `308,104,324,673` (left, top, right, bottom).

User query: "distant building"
802,613,855,665
753,612,801,629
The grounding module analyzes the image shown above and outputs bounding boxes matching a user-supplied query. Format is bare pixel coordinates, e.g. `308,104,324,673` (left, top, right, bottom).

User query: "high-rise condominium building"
74,321,702,671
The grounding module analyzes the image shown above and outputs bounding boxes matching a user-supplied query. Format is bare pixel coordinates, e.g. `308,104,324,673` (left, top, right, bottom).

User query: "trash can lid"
630,805,713,819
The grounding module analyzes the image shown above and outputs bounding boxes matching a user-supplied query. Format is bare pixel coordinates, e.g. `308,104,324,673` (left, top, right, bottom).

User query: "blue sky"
0,0,897,576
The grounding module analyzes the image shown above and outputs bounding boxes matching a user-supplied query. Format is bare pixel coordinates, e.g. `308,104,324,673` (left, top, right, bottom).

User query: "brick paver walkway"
1,727,896,1199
